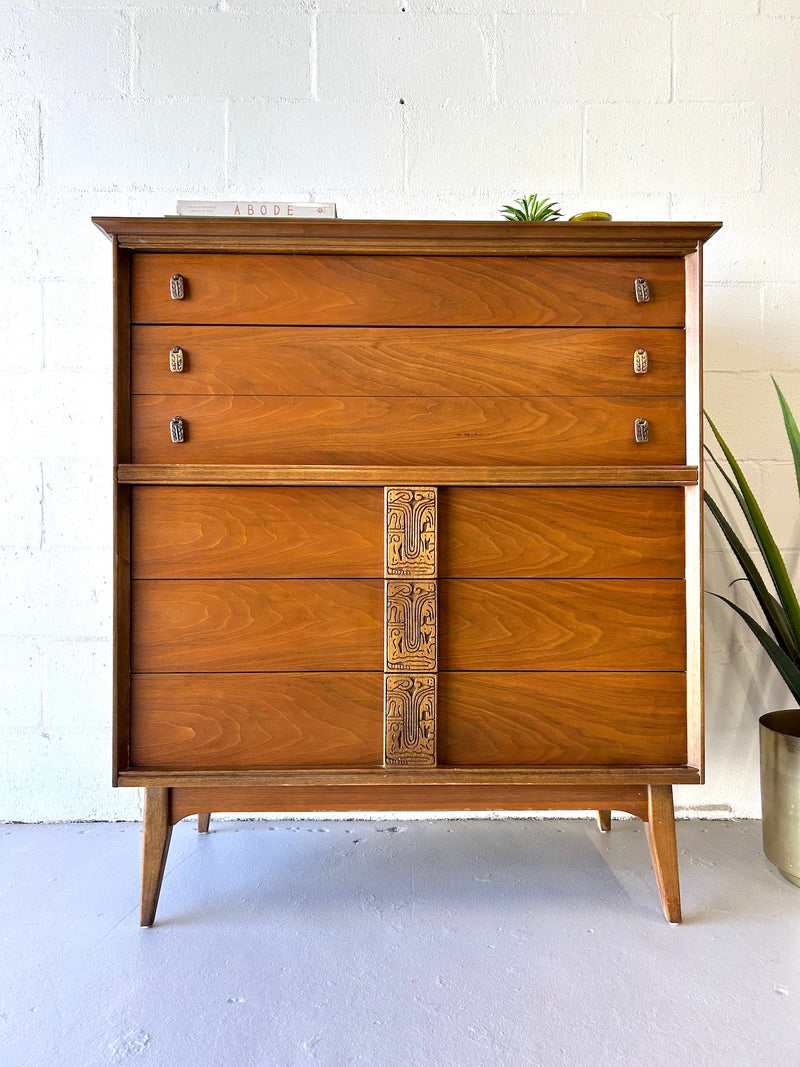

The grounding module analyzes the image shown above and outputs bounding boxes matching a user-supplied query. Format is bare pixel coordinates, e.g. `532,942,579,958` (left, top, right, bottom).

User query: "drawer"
131,486,383,579
440,487,684,578
131,395,686,465
131,254,686,327
130,673,383,769
131,326,686,397
131,579,383,672
129,670,686,771
131,486,685,581
438,672,687,766
438,579,686,670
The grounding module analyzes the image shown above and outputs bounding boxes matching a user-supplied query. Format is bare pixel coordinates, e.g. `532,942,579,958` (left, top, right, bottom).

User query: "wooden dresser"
94,217,720,925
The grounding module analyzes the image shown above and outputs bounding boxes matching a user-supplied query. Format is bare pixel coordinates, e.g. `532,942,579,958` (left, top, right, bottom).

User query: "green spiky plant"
704,378,800,705
499,194,562,222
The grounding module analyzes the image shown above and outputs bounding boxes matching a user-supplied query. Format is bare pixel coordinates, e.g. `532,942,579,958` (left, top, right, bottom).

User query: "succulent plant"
499,194,563,222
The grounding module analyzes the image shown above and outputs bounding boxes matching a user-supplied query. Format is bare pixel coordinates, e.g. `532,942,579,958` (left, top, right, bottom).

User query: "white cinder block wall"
2,0,799,821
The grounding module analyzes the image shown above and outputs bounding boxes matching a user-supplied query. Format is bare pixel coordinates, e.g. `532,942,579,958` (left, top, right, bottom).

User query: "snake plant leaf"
708,592,800,705
704,490,798,657
704,411,800,641
704,442,747,515
773,376,800,503
499,194,563,222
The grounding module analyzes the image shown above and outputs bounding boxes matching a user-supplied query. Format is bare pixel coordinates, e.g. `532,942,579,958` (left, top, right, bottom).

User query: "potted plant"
705,378,800,887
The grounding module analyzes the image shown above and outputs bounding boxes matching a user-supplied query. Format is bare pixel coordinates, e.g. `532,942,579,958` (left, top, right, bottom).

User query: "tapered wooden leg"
197,813,211,834
140,787,173,927
645,785,681,924
595,809,611,833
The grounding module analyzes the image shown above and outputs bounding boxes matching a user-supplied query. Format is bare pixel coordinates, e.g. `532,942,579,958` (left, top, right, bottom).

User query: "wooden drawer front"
440,487,684,578
131,254,685,327
438,579,685,670
132,486,383,579
131,673,383,769
131,395,685,465
131,579,383,672
131,326,685,397
438,673,687,766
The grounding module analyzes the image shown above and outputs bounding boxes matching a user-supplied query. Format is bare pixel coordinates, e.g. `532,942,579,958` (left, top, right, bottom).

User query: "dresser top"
92,217,721,257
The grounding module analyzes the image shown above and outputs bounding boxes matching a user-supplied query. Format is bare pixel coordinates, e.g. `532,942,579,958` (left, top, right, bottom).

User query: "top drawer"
131,254,686,327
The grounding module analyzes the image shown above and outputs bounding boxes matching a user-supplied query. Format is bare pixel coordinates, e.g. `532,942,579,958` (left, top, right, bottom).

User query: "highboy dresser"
94,217,720,925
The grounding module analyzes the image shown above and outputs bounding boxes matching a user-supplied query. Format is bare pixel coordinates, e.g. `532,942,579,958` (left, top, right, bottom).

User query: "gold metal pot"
760,710,800,887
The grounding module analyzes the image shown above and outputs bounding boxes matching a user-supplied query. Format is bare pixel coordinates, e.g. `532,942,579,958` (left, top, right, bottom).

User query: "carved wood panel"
385,580,437,671
386,487,437,577
384,488,438,767
384,675,437,767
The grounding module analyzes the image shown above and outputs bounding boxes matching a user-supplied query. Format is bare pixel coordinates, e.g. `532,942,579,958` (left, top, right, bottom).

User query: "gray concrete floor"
1,818,799,1067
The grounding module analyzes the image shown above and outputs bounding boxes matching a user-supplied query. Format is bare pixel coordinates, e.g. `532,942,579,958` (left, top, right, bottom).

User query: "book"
176,200,337,219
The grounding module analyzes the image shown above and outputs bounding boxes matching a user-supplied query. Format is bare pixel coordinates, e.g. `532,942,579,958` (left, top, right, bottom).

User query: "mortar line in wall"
488,12,498,105
669,15,676,103
127,8,137,97
224,98,230,193
580,105,587,193
758,105,765,193
36,99,43,190
310,6,318,101
401,93,408,198
38,459,44,552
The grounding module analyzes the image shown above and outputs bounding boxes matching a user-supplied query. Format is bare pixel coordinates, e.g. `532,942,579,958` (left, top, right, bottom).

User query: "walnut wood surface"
121,766,701,788
131,486,383,578
131,673,383,769
118,464,700,487
131,325,686,397
131,254,685,327
131,578,383,672
140,787,171,927
131,395,686,466
95,217,722,257
438,672,686,766
168,784,651,822
646,785,682,922
113,243,132,781
439,486,684,578
439,579,685,670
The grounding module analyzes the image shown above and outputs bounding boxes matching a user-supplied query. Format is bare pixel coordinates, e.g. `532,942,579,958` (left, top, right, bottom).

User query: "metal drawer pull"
634,417,649,443
169,346,184,373
170,274,185,300
169,416,185,443
634,277,650,303
633,348,649,374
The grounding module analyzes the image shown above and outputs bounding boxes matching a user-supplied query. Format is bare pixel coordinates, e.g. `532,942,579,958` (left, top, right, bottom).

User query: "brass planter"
760,710,800,887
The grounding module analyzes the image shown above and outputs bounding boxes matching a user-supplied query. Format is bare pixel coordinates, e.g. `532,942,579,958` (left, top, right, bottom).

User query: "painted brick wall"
2,0,799,820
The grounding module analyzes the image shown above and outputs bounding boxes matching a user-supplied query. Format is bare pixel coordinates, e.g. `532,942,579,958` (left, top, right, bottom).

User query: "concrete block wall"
2,0,799,820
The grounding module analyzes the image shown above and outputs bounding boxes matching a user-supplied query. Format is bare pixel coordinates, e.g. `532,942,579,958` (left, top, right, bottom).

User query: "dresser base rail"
139,783,682,927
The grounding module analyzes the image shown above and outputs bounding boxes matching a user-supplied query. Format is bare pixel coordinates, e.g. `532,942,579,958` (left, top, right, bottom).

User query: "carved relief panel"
386,488,437,578
384,488,438,767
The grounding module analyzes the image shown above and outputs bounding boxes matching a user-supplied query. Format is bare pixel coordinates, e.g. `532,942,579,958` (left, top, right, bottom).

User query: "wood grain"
121,766,701,788
113,240,132,782
438,672,686,766
131,325,686,397
95,217,722,258
131,395,686,466
131,578,383,672
646,785,682,923
438,579,686,670
168,784,650,821
131,673,383,769
439,486,684,578
118,464,700,487
140,787,172,927
130,254,686,327
131,486,383,578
